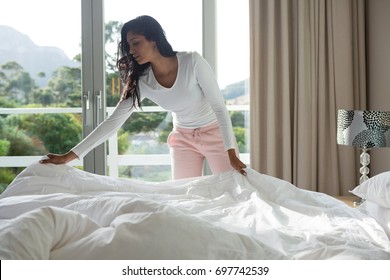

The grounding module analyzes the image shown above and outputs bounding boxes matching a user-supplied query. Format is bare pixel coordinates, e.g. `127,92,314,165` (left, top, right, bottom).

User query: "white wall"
366,0,390,175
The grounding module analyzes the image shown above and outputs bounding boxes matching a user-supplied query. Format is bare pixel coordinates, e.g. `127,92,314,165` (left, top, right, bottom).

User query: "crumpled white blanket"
0,163,389,260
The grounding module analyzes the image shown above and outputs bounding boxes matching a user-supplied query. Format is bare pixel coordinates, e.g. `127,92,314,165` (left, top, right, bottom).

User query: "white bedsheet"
0,163,389,260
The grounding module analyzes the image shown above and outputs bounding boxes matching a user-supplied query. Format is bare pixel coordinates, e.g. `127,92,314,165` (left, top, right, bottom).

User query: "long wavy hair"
116,15,176,108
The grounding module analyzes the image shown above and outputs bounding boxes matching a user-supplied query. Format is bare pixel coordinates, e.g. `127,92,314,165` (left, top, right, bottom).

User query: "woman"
40,15,247,179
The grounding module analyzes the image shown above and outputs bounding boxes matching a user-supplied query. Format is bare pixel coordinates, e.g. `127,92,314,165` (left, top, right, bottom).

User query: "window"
104,0,202,180
0,0,82,192
0,0,249,190
216,0,250,164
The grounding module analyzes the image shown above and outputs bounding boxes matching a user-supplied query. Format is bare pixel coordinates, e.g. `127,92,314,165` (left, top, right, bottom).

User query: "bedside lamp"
337,110,390,204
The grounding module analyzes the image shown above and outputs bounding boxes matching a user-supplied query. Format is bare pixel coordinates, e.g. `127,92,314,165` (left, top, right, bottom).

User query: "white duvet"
0,163,389,260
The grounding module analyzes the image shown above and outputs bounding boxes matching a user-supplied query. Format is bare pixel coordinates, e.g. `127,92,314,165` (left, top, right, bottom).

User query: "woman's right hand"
39,151,78,165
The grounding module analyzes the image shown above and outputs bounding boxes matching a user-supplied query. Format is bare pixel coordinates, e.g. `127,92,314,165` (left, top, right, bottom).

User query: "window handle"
83,91,91,125
95,90,102,125
83,91,90,110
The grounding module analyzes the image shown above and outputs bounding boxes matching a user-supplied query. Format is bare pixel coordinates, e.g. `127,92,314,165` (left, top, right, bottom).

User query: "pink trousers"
167,122,235,179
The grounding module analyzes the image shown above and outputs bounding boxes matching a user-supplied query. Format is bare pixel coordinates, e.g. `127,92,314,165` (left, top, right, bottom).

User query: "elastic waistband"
174,121,219,134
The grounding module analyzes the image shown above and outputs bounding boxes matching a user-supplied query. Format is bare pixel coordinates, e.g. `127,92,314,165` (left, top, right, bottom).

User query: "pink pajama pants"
167,122,235,179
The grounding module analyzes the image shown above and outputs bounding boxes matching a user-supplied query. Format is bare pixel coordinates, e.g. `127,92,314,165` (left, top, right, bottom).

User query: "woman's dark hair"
116,15,176,108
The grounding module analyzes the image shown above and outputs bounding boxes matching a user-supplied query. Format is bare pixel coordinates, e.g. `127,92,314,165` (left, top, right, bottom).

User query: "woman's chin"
135,58,146,65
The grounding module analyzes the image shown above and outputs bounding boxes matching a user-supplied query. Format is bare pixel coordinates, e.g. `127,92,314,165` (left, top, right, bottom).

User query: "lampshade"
337,109,390,206
337,110,390,148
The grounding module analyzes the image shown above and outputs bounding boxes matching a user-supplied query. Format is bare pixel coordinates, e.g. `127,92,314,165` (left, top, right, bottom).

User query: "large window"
0,0,83,192
216,0,250,163
0,0,249,190
103,0,203,180
103,0,249,181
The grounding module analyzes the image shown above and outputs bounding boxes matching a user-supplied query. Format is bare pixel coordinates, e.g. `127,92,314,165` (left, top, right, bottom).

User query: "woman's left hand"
228,149,247,176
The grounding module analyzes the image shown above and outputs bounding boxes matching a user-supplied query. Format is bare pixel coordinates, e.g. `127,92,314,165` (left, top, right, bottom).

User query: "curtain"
249,0,366,195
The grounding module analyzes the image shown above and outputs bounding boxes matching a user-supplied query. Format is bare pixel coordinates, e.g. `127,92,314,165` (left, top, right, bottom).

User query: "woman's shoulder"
177,51,201,58
177,51,204,66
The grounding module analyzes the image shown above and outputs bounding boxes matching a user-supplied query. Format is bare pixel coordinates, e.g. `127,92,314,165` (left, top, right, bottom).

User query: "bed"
0,162,389,260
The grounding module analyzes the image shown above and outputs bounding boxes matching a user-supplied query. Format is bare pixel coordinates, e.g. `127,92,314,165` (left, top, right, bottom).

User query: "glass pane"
104,0,202,181
216,0,250,158
0,0,82,191
216,0,249,88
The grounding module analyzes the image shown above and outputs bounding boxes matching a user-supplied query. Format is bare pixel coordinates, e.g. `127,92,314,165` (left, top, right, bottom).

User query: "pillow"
358,200,390,238
350,171,390,208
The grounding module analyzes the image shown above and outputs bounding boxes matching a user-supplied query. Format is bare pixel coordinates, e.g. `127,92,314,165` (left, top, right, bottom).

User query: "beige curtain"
249,0,366,195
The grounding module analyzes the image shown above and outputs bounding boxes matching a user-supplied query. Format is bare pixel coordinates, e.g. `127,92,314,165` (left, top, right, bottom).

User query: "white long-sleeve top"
72,51,236,159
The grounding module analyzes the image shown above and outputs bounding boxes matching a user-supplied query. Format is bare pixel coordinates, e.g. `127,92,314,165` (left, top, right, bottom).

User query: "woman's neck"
151,55,178,88
151,55,177,75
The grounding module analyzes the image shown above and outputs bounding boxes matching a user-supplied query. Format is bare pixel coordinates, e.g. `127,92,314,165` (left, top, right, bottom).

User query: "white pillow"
358,200,390,238
350,171,390,208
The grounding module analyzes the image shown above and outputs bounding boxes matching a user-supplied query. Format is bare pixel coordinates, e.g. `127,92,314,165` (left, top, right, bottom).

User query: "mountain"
222,79,249,105
0,25,79,86
0,25,248,103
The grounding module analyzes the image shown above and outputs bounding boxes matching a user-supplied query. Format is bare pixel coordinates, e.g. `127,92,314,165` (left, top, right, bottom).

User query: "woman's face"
126,32,158,65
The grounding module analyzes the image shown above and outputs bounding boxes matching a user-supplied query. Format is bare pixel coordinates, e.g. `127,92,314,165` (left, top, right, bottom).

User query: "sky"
0,0,82,58
0,0,248,88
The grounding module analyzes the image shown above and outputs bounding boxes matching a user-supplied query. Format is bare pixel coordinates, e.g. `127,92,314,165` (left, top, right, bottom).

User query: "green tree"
1,61,37,104
230,111,245,127
16,113,82,154
117,129,130,154
0,119,17,190
33,87,55,106
0,139,10,156
0,97,17,108
106,72,121,106
0,168,14,192
105,21,123,107
123,111,169,134
105,20,122,73
2,125,46,156
0,70,8,96
233,126,248,153
48,66,81,107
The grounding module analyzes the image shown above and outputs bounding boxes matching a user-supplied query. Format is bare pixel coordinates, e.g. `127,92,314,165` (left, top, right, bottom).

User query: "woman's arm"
228,149,247,176
41,98,136,164
39,150,77,164
192,52,247,175
192,52,236,149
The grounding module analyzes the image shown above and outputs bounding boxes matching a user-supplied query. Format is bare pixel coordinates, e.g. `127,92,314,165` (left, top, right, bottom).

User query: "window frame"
0,0,250,180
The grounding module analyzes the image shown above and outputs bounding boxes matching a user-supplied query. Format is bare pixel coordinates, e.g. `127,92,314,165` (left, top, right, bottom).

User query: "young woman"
40,15,247,179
